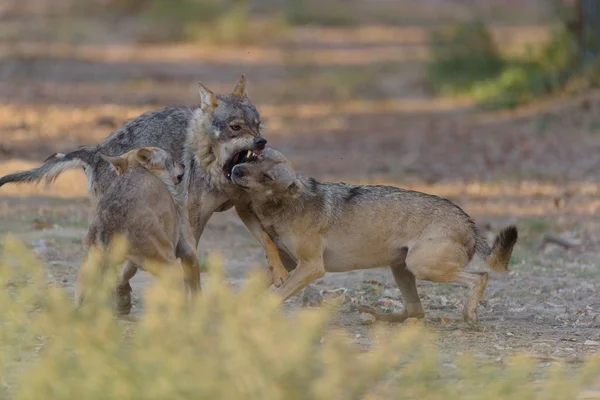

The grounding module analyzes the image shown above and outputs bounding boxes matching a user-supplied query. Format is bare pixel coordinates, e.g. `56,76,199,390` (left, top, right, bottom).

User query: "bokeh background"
1,0,599,363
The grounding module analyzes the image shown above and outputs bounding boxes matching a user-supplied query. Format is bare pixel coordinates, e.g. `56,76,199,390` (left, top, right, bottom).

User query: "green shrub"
98,0,157,15
427,17,597,109
283,0,358,26
474,25,580,109
135,0,225,42
133,0,286,44
427,20,506,95
1,234,599,399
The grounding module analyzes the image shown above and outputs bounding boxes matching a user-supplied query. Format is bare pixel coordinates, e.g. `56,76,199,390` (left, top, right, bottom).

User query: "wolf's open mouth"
224,149,260,179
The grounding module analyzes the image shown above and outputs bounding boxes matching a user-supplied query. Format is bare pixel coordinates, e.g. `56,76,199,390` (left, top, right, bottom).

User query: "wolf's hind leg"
359,252,425,322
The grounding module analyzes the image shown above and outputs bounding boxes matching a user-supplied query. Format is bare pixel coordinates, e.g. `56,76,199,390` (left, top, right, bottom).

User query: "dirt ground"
1,0,599,373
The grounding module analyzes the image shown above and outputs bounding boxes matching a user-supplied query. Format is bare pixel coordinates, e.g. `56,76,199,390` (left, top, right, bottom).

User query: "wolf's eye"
230,124,242,131
262,173,273,181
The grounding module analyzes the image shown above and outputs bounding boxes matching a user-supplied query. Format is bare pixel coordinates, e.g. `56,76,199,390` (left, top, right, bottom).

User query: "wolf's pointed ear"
231,74,246,97
198,83,219,112
100,154,128,176
135,148,157,167
273,163,298,193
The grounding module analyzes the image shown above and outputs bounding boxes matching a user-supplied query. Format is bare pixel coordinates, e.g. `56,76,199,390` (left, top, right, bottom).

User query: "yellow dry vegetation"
0,234,599,399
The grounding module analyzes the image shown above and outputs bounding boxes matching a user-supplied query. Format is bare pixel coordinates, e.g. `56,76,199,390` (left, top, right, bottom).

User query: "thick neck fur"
163,175,187,215
251,176,321,225
185,108,229,193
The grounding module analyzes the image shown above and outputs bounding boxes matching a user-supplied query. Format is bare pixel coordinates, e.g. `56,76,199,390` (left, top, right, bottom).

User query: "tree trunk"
577,0,600,63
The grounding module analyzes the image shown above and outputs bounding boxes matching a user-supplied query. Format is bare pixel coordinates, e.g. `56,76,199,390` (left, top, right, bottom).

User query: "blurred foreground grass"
1,234,599,399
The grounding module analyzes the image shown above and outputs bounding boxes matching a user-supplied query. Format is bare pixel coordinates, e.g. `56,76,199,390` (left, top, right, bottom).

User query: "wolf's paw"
115,285,133,316
462,307,479,326
358,305,378,315
271,268,290,287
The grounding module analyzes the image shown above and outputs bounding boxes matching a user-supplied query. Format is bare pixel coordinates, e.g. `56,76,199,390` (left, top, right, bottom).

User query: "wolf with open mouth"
0,75,293,292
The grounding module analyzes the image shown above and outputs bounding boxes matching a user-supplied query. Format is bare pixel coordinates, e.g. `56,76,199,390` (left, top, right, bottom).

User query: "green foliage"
94,0,156,15
113,0,286,44
135,0,232,43
192,4,287,46
283,0,358,26
427,17,597,109
1,234,599,399
428,20,506,95
473,26,580,109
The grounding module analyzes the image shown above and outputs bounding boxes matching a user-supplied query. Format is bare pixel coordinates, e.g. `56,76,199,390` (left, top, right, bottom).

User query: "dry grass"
1,234,599,399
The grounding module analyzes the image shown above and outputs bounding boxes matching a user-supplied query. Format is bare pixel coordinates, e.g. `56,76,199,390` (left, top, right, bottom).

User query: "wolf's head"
194,75,267,181
230,147,301,203
101,147,185,187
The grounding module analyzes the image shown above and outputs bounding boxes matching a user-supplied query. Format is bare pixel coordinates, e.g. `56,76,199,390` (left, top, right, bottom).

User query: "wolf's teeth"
247,150,252,158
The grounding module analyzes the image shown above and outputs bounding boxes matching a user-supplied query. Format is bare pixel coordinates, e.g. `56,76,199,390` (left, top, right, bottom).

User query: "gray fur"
0,77,265,244
0,148,94,186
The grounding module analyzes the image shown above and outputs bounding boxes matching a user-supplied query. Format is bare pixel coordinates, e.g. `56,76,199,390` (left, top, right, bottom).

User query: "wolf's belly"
273,229,405,273
323,229,403,272
323,246,396,272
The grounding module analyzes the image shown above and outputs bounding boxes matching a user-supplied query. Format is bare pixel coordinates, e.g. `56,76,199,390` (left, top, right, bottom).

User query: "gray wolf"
230,148,518,324
0,76,263,241
75,147,201,314
0,75,290,289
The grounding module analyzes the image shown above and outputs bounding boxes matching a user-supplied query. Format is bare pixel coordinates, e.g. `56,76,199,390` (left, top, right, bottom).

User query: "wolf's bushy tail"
0,147,95,188
474,225,518,273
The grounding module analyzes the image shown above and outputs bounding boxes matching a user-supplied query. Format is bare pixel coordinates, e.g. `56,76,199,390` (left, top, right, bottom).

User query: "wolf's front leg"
273,255,325,302
259,229,290,287
189,192,230,244
115,261,138,315
176,234,202,300
234,203,290,287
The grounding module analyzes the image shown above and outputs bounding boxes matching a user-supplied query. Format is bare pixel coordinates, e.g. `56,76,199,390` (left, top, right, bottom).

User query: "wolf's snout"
231,165,244,181
253,137,267,151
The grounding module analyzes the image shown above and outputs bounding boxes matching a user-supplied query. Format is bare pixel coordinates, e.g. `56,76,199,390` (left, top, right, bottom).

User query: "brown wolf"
230,148,518,324
75,147,200,315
